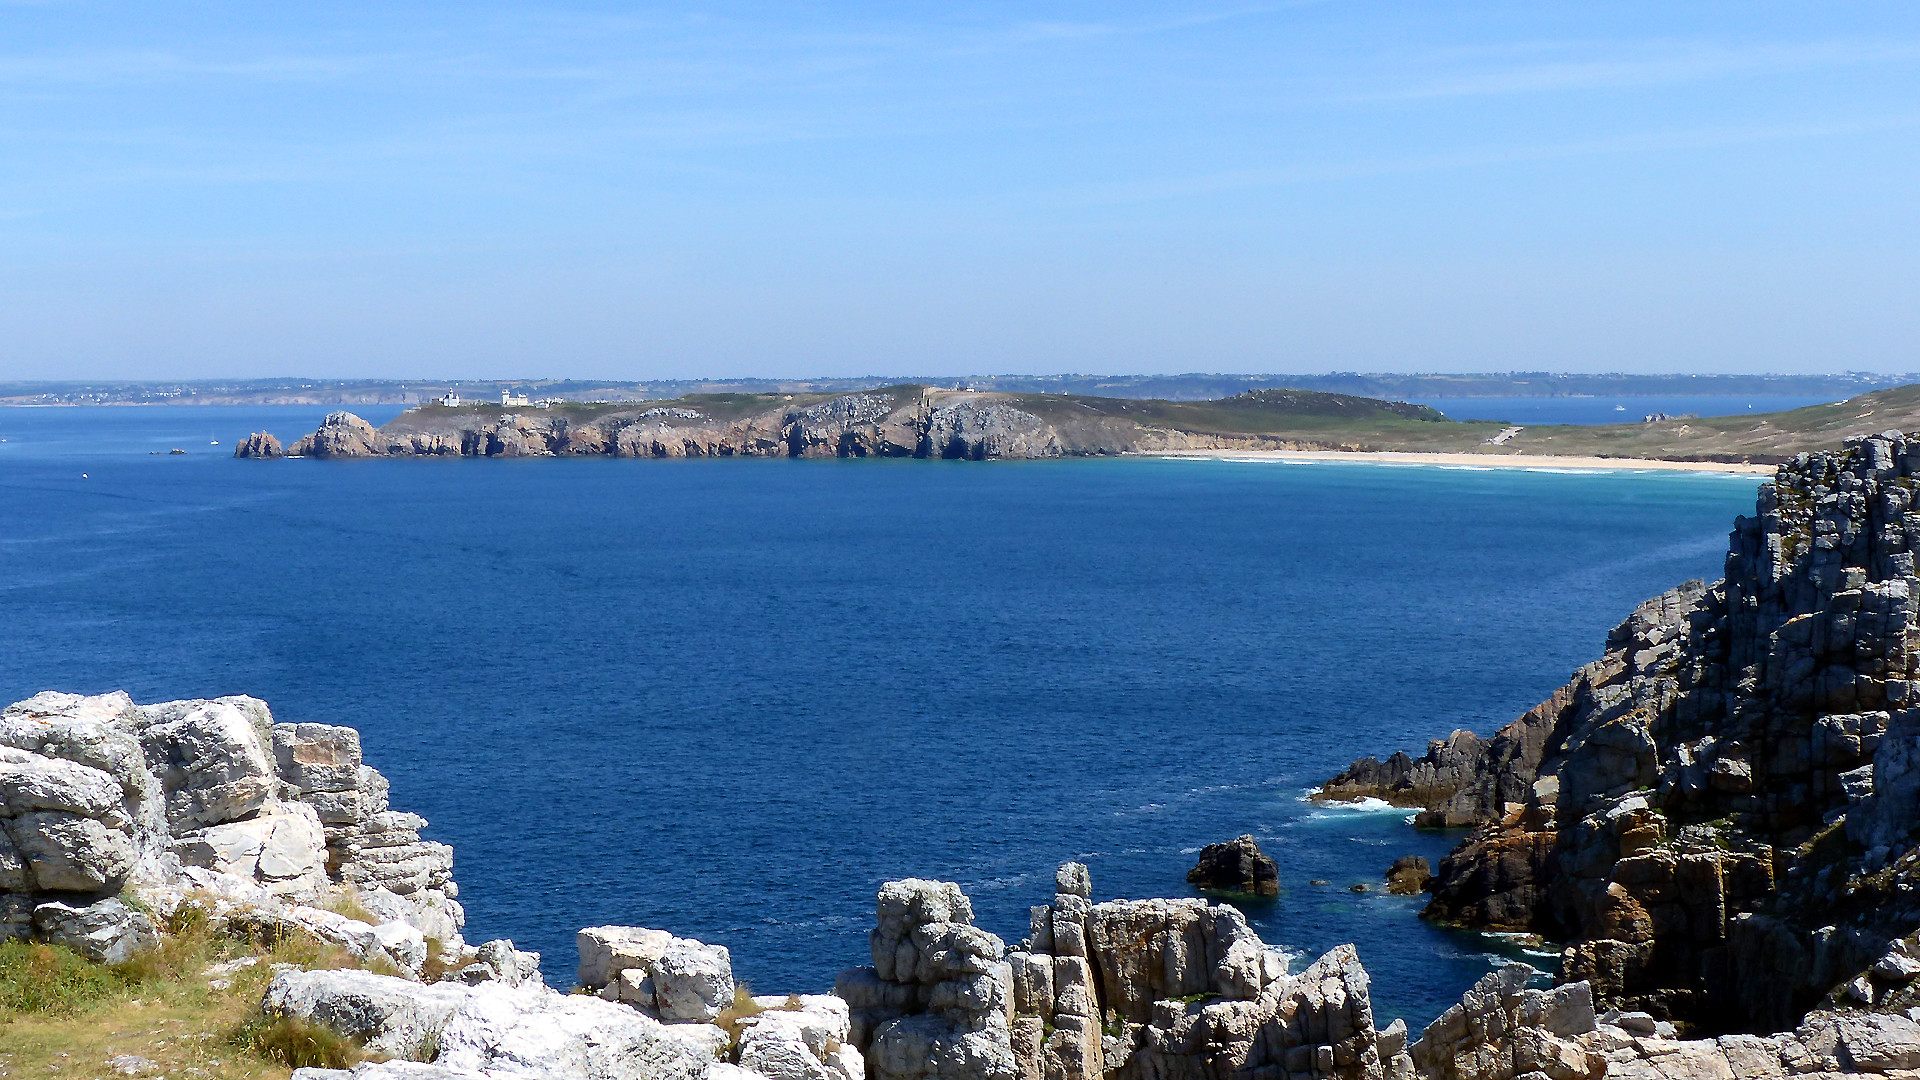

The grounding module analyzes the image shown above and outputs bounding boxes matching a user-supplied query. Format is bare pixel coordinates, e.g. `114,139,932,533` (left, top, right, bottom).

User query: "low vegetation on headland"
238,382,1920,465
0,905,377,1080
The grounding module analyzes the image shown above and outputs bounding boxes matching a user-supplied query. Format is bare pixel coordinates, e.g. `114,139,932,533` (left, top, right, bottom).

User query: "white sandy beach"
1151,448,1776,474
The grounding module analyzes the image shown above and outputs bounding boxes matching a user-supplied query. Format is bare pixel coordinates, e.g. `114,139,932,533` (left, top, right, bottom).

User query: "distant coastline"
1152,448,1776,474
232,382,1920,466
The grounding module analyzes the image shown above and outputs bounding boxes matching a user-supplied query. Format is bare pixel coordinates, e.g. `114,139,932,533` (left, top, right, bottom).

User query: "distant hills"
2,371,1912,407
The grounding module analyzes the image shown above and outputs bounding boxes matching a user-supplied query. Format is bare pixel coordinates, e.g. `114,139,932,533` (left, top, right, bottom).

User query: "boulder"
738,996,862,1080
31,897,156,964
459,939,543,987
651,938,733,1022
173,806,329,898
273,724,364,795
126,697,279,830
1053,863,1091,899
4,810,135,891
1832,1012,1920,1072
577,925,675,990
434,981,724,1080
1185,834,1279,896
262,967,472,1059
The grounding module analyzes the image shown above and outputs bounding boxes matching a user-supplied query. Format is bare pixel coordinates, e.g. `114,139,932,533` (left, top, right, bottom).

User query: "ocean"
0,405,1767,1029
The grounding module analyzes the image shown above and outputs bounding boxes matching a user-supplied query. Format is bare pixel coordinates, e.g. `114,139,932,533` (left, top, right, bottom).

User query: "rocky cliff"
245,387,1457,462
1,691,465,972
1317,431,1920,1037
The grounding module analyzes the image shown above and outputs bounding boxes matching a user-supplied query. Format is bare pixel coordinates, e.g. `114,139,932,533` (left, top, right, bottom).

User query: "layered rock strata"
0,690,464,972
1316,432,1920,1034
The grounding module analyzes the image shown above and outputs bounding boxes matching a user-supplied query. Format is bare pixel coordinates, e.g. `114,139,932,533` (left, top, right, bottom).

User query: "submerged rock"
1185,834,1280,896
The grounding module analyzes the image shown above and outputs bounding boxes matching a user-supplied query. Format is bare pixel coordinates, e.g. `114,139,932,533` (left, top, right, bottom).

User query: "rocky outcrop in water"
235,431,283,458
1385,857,1432,896
1317,431,1920,1035
1187,835,1282,896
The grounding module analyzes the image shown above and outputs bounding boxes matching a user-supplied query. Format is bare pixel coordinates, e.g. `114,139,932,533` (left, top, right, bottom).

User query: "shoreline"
1149,448,1777,474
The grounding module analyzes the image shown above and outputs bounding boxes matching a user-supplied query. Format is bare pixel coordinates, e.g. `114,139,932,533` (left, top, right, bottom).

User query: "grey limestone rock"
459,938,543,987
652,938,734,1022
31,897,156,963
263,967,472,1059
0,689,464,959
573,924,733,1022
1054,862,1091,898
434,981,724,1080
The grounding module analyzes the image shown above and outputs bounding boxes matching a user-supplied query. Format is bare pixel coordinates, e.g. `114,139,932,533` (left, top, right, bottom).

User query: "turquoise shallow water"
0,406,1765,1028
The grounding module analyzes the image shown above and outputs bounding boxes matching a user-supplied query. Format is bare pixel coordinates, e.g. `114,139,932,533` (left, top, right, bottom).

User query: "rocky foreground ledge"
12,690,1920,1079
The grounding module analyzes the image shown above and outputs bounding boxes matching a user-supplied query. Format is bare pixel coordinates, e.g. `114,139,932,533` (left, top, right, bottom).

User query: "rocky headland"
227,383,1920,466
1317,431,1920,1052
233,388,1476,461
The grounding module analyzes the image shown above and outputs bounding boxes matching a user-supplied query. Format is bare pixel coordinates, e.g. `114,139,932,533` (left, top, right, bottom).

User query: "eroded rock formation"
826,862,1411,1080
1317,432,1920,1035
0,690,464,975
1187,835,1282,896
235,431,283,458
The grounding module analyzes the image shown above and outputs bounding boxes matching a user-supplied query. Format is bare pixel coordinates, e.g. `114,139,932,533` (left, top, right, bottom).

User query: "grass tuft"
235,1015,365,1069
419,936,458,983
716,982,765,1046
316,892,379,926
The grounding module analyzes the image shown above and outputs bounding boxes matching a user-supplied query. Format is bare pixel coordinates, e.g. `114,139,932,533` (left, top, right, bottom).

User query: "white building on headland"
439,391,461,407
500,390,531,407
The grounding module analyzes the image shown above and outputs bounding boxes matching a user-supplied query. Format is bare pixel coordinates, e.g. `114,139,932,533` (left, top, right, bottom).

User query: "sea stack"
1186,833,1281,896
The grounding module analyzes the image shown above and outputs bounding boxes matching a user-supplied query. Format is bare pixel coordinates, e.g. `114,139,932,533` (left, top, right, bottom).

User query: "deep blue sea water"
0,406,1768,1029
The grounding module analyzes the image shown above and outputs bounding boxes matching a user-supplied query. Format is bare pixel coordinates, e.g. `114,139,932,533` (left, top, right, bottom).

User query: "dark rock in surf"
1186,834,1279,896
1385,855,1432,895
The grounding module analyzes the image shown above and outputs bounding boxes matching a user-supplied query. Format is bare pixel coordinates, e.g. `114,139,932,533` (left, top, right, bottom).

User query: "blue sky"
2,2,1916,380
